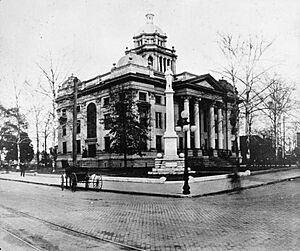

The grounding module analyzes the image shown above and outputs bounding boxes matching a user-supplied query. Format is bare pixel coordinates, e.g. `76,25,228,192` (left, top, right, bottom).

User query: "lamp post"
176,110,197,195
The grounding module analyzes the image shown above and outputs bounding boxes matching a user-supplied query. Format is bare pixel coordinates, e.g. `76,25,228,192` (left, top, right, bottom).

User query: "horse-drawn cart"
61,161,103,192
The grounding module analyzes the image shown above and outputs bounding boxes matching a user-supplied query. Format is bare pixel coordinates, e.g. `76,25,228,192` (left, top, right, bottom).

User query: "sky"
0,0,300,146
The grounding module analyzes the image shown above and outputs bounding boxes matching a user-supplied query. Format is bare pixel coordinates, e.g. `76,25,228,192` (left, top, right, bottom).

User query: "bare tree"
37,55,70,170
258,75,296,161
217,34,273,159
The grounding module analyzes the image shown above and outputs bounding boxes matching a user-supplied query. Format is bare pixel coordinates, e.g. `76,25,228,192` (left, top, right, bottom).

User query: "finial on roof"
146,13,154,24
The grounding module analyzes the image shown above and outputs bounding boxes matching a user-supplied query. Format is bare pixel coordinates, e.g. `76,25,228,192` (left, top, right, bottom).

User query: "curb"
1,175,300,198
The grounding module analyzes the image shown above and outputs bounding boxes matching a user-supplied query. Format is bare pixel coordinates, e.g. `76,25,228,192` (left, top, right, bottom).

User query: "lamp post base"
183,180,190,194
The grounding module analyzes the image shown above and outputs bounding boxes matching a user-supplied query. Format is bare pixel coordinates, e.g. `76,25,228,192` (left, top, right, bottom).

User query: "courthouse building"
56,14,238,168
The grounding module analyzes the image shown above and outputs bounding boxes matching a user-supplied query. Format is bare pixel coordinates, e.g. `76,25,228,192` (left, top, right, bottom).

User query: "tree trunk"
36,121,40,170
124,151,127,169
17,141,20,168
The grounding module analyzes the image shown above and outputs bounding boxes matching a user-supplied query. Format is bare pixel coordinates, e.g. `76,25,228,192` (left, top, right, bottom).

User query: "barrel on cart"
61,160,103,192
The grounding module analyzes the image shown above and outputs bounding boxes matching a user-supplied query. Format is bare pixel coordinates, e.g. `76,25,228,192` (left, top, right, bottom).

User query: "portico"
174,94,234,156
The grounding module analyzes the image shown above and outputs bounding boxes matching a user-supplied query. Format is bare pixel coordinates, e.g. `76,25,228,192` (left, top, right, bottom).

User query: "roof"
117,52,148,68
135,14,165,36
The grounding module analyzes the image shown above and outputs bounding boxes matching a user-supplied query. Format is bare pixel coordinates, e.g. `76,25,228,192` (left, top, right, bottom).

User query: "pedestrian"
20,162,26,177
229,167,241,193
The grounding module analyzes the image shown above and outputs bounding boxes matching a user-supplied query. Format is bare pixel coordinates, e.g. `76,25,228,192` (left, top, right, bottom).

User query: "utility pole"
72,76,78,167
282,116,286,163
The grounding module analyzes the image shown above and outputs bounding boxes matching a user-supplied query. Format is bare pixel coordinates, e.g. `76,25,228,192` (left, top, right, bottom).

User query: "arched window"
148,56,153,67
87,103,97,138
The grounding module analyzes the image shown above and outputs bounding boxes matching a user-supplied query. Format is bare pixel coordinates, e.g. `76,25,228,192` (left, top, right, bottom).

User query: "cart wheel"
61,174,65,191
70,173,77,192
93,174,103,191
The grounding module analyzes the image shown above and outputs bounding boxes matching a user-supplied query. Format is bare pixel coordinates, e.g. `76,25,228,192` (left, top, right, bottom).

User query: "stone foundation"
148,157,186,175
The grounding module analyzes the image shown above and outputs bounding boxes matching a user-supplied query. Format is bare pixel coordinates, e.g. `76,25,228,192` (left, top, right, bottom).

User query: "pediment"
195,80,214,89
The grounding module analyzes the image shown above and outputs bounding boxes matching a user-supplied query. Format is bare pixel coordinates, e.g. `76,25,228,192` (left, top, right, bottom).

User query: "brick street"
0,178,299,250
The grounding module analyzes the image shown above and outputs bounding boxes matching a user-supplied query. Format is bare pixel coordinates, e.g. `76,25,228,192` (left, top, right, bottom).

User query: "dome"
136,14,164,36
117,52,148,67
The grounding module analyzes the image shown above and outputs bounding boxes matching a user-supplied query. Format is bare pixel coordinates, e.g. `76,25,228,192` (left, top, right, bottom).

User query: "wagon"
60,161,103,192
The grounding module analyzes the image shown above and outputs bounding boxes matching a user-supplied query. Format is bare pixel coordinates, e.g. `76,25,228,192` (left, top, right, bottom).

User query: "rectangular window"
62,142,67,154
155,95,162,104
104,137,110,151
139,111,148,127
76,105,80,113
191,132,195,149
103,97,110,106
62,109,66,117
179,137,184,150
62,125,66,136
76,140,81,154
155,112,162,129
140,138,147,151
139,92,147,101
76,120,81,134
88,144,96,157
156,136,162,151
232,140,236,152
104,114,111,130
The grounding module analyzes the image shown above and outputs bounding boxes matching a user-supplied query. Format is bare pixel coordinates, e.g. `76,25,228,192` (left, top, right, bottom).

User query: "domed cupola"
129,14,178,74
136,14,165,36
133,14,167,48
117,52,148,68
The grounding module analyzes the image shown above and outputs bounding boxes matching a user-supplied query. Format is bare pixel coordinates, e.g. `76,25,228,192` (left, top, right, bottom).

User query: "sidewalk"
1,167,300,197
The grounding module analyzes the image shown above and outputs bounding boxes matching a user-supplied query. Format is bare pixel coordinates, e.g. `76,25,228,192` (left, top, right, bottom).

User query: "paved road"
0,178,299,250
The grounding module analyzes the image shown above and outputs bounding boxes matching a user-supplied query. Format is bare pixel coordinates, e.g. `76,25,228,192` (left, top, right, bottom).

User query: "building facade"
56,14,238,168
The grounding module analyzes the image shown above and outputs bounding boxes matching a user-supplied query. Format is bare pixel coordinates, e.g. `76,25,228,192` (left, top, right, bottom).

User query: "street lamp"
176,110,197,195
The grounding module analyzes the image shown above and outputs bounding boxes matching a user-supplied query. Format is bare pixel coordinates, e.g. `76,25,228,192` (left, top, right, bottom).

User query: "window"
62,109,66,117
87,103,97,138
104,114,111,130
191,132,195,149
76,120,81,134
155,95,162,104
140,138,147,151
103,97,110,106
88,144,96,157
104,137,110,151
139,92,147,101
155,112,162,128
62,142,67,154
179,137,184,150
76,106,80,113
148,56,153,67
156,136,162,151
62,125,66,136
139,111,148,127
76,140,81,154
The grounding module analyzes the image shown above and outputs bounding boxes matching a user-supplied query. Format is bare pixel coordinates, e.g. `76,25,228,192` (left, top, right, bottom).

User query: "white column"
149,94,156,150
184,97,191,148
200,107,205,147
227,106,232,151
194,99,201,149
209,103,215,149
217,106,223,149
163,68,178,160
